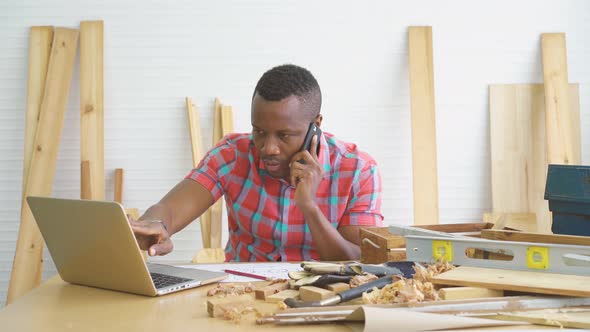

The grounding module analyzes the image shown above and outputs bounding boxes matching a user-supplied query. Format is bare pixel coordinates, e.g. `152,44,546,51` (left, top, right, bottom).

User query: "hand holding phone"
300,123,322,160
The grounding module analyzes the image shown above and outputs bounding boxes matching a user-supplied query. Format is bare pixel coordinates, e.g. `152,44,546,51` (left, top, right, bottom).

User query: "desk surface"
0,275,554,332
0,275,365,332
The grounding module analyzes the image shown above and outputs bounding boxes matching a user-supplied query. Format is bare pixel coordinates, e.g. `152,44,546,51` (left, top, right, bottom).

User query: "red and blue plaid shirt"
186,132,383,261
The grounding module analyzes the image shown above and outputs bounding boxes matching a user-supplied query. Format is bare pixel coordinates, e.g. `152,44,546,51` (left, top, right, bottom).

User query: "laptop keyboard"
150,272,192,289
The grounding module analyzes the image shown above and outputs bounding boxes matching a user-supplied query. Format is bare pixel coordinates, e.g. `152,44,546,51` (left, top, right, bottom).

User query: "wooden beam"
80,20,104,200
185,97,204,167
220,105,234,136
22,26,53,198
81,160,92,199
541,33,580,165
408,26,439,225
114,168,124,204
213,97,222,143
7,28,79,304
481,229,590,246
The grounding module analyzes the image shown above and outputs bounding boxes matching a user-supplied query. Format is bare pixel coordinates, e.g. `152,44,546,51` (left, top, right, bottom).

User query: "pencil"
223,269,268,280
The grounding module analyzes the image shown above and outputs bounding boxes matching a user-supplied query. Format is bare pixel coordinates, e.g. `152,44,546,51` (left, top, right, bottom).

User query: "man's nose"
261,137,280,155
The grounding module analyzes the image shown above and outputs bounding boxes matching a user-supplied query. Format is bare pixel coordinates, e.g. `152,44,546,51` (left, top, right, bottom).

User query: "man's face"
251,93,319,180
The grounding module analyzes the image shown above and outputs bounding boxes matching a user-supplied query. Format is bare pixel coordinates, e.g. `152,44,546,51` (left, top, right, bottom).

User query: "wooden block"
206,294,254,318
408,26,439,226
439,287,504,300
541,33,580,166
114,168,124,204
7,28,79,304
266,289,300,303
81,160,92,199
299,286,335,302
80,20,104,200
255,281,289,300
489,84,580,233
22,26,53,198
326,282,350,293
185,97,204,168
481,229,590,246
433,266,590,297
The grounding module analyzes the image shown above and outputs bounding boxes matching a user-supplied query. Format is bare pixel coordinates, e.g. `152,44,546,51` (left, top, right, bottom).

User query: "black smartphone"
300,122,322,157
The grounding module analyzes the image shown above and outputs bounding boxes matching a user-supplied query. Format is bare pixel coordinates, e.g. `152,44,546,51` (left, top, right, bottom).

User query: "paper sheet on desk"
175,262,302,282
350,307,526,331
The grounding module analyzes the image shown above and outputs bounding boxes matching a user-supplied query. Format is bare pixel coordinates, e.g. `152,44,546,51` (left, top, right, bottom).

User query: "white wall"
1,0,589,306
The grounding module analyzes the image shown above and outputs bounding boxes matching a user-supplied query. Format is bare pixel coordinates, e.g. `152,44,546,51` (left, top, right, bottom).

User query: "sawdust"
362,261,455,304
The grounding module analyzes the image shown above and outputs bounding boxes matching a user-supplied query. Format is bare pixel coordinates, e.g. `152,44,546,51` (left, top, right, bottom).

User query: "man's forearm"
301,204,360,261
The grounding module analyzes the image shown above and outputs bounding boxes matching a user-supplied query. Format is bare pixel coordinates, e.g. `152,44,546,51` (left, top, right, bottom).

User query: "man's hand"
290,135,324,211
129,217,173,256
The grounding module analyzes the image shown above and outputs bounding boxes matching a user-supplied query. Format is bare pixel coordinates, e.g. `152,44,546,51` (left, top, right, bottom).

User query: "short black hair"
253,64,322,118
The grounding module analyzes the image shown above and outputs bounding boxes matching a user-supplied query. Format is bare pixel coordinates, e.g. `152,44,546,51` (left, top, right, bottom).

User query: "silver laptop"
26,196,227,296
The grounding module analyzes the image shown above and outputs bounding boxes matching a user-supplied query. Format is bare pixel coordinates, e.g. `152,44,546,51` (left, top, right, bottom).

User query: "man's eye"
253,130,264,135
280,134,289,140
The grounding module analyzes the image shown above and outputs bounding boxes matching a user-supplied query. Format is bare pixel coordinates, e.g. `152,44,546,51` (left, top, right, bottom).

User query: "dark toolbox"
545,164,590,236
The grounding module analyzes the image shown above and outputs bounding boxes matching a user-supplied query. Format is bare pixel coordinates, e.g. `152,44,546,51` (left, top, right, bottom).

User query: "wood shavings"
412,261,454,283
362,262,453,304
350,273,378,287
221,306,259,323
207,283,255,297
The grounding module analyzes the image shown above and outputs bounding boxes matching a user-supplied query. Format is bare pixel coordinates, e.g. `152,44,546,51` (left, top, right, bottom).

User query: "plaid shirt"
186,132,383,261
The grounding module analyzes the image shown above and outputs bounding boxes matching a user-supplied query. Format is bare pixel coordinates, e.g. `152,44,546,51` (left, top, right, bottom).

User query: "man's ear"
314,114,323,127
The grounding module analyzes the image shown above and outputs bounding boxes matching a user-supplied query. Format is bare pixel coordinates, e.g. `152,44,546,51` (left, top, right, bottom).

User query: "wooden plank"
483,212,537,232
80,20,104,200
210,104,234,249
213,97,222,143
416,223,494,233
491,309,590,329
541,33,580,166
408,26,439,225
185,97,204,168
80,160,92,199
489,84,580,234
480,229,590,246
22,26,53,198
438,287,504,300
433,266,590,297
7,28,79,304
221,105,234,136
114,168,124,204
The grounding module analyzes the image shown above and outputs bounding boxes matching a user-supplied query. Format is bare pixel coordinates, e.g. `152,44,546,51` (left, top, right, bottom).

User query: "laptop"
26,196,227,296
